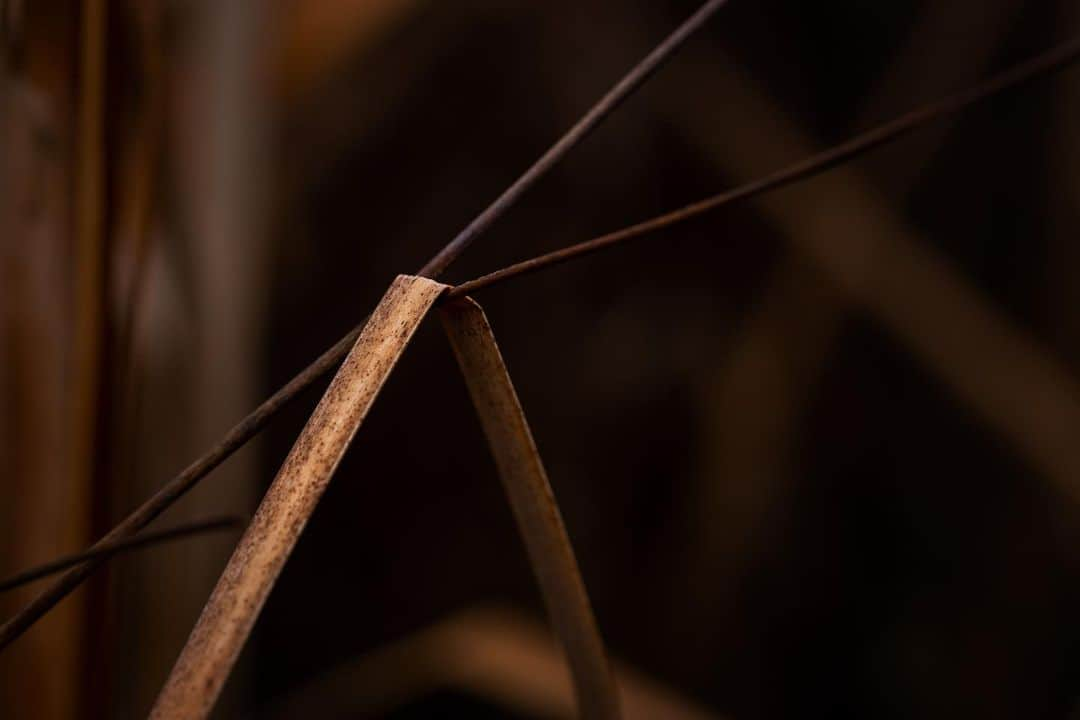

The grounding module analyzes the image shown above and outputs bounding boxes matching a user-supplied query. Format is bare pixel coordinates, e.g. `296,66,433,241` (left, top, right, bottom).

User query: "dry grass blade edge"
149,275,445,720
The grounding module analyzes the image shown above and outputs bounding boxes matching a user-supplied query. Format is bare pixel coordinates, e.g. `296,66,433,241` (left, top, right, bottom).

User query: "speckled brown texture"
440,296,621,720
150,275,446,720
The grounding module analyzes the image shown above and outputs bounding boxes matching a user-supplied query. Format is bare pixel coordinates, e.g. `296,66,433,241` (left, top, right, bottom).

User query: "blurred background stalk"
1,2,82,717
107,0,270,716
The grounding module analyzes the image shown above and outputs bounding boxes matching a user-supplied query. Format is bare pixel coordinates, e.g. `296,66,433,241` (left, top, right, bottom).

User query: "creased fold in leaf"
441,296,621,720
151,274,446,720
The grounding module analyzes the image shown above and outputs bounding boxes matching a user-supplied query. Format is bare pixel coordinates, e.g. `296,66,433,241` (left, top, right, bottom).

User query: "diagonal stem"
418,0,731,278
0,517,244,592
150,275,446,719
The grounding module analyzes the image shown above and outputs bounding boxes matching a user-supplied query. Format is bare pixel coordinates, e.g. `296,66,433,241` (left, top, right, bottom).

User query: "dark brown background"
3,0,1080,718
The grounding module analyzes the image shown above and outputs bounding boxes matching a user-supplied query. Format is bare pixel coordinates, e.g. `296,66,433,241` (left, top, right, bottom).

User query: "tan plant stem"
150,275,446,719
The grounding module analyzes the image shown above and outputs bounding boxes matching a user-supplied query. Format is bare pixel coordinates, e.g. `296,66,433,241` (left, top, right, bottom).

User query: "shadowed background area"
3,0,1080,718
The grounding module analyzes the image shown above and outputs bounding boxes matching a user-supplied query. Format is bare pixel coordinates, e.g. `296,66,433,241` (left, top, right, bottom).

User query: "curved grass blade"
441,296,620,720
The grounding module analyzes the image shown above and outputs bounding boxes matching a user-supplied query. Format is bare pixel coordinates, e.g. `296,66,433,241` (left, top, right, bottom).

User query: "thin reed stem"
0,517,244,592
449,34,1080,299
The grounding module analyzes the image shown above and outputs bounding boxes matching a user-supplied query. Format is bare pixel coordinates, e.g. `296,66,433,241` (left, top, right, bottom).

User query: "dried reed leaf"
440,296,621,720
150,275,446,719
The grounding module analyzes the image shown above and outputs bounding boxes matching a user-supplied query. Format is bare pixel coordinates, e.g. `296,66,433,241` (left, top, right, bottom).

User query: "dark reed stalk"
448,34,1080,298
417,0,731,278
0,517,244,592
0,0,729,652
